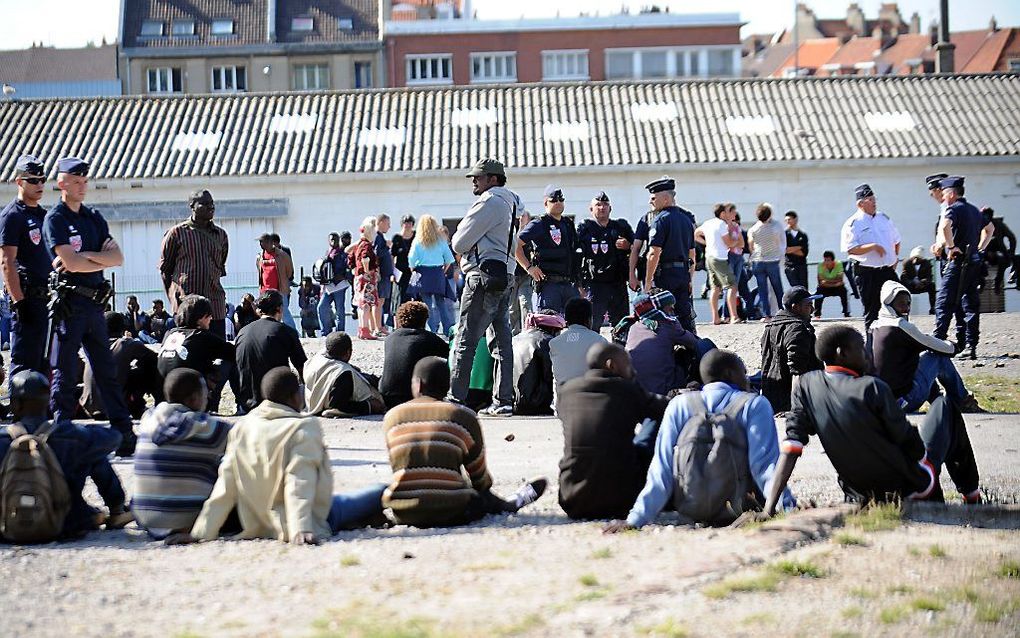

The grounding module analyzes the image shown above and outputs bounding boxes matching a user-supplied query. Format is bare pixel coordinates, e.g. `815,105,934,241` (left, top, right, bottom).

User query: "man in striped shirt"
159,190,230,339
382,357,546,527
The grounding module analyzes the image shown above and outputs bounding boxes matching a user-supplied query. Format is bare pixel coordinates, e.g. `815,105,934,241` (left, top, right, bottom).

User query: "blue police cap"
855,184,874,200
14,154,44,177
644,176,675,194
592,190,610,202
544,184,564,200
925,173,948,190
939,176,965,190
56,157,89,176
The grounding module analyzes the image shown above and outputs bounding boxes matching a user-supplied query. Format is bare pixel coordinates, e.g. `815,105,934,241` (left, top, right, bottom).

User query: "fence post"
111,272,117,311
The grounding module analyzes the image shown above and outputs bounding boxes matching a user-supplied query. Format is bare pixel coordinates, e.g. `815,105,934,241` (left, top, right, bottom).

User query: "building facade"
0,44,120,98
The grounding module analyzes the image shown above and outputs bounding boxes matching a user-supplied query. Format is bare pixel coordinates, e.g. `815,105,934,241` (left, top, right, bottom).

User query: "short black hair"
105,311,126,336
175,294,214,328
401,214,416,225
586,341,627,370
815,325,862,365
256,290,284,315
412,356,450,398
301,276,313,284
785,210,798,219
152,299,164,307
495,175,507,187
564,297,593,327
823,250,835,260
396,301,429,329
164,368,205,404
127,295,138,303
712,203,726,218
699,349,744,384
269,233,281,243
261,366,300,405
324,332,353,359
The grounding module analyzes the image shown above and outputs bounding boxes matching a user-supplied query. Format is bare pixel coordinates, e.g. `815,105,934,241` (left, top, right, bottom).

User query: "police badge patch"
28,228,41,245
69,235,83,252
549,226,562,246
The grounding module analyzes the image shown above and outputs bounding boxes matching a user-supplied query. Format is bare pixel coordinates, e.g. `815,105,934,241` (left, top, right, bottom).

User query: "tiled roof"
0,45,118,84
960,29,1013,73
743,43,796,78
773,38,843,75
275,0,378,45
1,75,1018,181
817,36,882,74
875,33,933,74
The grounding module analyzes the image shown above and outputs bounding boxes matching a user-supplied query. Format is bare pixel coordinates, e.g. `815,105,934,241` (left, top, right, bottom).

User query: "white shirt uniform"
840,209,901,268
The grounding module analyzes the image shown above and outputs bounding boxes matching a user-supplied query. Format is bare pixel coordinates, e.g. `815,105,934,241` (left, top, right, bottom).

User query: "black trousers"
785,264,808,289
589,280,630,329
854,265,898,328
813,285,849,316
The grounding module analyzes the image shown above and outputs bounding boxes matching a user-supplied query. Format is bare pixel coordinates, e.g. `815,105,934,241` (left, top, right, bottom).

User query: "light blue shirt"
409,240,455,268
626,382,796,527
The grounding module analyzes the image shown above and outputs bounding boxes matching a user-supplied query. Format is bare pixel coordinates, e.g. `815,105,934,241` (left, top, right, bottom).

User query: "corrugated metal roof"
2,74,1018,181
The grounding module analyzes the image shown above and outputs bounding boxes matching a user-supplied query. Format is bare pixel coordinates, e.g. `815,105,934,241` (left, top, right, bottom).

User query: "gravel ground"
1,312,1019,637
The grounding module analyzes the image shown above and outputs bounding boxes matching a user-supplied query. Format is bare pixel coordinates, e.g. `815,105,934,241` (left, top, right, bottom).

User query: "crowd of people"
0,153,1006,546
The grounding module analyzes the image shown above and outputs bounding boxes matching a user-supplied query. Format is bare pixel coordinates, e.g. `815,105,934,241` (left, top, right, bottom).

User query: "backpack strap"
4,421,56,443
721,392,754,420
33,421,58,444
5,424,26,440
682,392,708,419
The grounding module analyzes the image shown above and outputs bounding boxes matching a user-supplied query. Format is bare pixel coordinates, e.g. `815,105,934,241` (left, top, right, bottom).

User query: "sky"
0,0,1017,49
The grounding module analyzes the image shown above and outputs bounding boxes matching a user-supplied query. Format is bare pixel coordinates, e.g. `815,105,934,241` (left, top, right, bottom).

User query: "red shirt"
350,238,378,276
260,249,280,293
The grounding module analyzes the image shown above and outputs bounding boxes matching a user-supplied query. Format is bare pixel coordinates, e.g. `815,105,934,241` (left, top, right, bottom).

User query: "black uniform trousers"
934,258,981,348
10,296,49,378
654,266,697,334
589,281,630,329
854,264,898,328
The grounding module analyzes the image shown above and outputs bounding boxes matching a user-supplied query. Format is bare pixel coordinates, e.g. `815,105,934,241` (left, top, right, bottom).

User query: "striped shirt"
383,396,492,526
159,219,229,318
132,403,232,538
748,219,787,263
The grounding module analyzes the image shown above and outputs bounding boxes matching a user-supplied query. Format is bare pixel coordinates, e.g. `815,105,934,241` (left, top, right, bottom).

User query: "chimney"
846,3,865,36
989,16,998,32
909,12,921,34
878,3,902,29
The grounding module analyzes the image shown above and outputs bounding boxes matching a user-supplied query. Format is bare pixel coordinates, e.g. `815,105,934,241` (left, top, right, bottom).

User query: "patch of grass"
172,633,204,638
771,559,825,579
703,572,783,599
975,599,1019,623
911,596,947,612
492,613,544,637
845,502,902,532
966,375,1020,414
576,589,608,602
590,547,613,559
340,555,361,567
887,584,914,595
849,586,876,599
834,532,867,547
739,612,776,626
841,606,863,619
639,619,689,638
879,605,910,624
928,545,947,558
951,586,982,604
579,573,600,587
998,560,1020,579
463,561,508,572
830,633,860,638
311,609,436,638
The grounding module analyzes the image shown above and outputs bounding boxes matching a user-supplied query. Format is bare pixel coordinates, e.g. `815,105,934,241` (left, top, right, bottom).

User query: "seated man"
122,295,149,339
511,310,565,416
549,297,607,388
378,301,450,409
304,332,385,417
0,371,132,541
900,247,936,315
180,367,387,545
82,311,163,419
604,350,795,532
615,289,712,395
132,368,233,539
764,325,981,512
158,295,235,414
143,299,173,344
557,342,669,520
383,357,547,527
873,280,983,413
813,250,850,318
760,286,823,413
234,290,307,413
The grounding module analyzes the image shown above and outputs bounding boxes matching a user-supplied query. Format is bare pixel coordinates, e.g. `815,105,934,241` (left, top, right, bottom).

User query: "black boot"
968,344,977,361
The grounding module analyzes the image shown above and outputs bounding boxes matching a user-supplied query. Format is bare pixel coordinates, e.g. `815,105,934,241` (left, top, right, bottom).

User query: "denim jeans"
917,396,980,495
510,274,534,335
326,484,386,533
422,292,456,337
317,287,348,336
450,272,514,406
751,260,784,317
0,313,10,348
281,294,297,331
899,351,968,412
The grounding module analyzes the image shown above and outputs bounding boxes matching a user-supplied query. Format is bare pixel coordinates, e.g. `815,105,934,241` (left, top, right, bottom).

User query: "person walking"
409,214,457,336
840,184,900,329
747,203,787,320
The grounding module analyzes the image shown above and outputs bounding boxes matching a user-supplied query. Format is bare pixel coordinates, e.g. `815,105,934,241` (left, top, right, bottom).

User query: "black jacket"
511,328,555,415
379,328,450,409
760,310,822,412
557,370,668,519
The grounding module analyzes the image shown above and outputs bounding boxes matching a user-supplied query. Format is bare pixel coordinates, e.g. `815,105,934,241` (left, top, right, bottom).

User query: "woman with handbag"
409,215,457,336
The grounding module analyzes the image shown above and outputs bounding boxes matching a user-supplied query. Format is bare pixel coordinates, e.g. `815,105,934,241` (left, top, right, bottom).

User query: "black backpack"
672,392,758,526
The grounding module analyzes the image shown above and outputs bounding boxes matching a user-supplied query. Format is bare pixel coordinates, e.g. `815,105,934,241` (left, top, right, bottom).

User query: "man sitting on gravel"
759,286,823,413
234,290,307,413
176,367,387,545
549,297,607,388
604,350,795,533
557,342,669,520
382,356,547,527
763,325,982,514
872,280,984,414
378,301,450,409
132,369,232,539
304,332,385,417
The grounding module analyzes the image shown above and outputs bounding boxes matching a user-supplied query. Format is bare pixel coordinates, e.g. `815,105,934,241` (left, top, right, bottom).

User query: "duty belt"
543,274,573,283
661,261,691,269
24,285,50,300
56,280,114,306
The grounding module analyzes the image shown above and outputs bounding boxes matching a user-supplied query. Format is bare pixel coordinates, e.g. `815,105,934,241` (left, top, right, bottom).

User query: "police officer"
840,184,901,328
43,157,135,456
515,185,580,315
641,176,697,333
932,176,995,360
0,155,52,377
577,191,633,329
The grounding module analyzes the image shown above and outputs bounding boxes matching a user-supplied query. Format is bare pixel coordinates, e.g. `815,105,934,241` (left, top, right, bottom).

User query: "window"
605,51,634,79
171,20,195,36
470,52,517,83
147,67,182,93
140,20,164,37
354,61,372,89
605,47,738,80
338,18,354,31
292,17,314,31
542,50,589,81
211,66,246,92
689,50,700,76
1009,59,1020,72
642,50,669,78
406,55,453,85
292,63,329,90
211,19,234,36
707,49,734,77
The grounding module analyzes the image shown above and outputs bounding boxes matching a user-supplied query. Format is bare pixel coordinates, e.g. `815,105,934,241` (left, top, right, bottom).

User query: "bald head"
411,356,451,400
586,342,633,380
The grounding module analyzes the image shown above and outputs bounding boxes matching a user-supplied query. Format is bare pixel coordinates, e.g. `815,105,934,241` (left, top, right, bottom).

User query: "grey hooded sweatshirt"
452,186,522,275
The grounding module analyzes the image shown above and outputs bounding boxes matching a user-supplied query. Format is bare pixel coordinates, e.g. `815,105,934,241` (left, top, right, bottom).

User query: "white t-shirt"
697,217,731,260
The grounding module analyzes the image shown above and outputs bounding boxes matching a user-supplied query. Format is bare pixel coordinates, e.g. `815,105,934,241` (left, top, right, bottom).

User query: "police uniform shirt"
43,201,113,288
944,199,983,253
840,209,901,268
519,214,578,277
577,218,634,283
648,206,696,263
0,199,51,286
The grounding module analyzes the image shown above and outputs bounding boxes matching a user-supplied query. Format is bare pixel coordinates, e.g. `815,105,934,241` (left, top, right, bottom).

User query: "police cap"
465,158,505,178
592,190,610,203
939,176,965,191
543,185,564,200
9,370,49,400
855,184,874,200
56,157,89,176
14,154,44,178
644,176,675,194
925,173,948,190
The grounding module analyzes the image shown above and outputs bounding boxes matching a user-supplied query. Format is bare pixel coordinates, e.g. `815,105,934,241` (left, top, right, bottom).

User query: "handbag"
475,201,517,293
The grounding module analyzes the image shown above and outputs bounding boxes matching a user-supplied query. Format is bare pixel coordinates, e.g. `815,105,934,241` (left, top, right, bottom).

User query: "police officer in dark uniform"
515,185,580,315
641,176,697,333
43,157,135,456
0,155,53,377
577,191,633,328
933,176,995,360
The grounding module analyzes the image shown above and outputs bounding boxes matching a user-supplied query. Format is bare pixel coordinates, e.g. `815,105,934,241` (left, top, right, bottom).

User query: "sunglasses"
548,194,565,202
21,177,46,185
